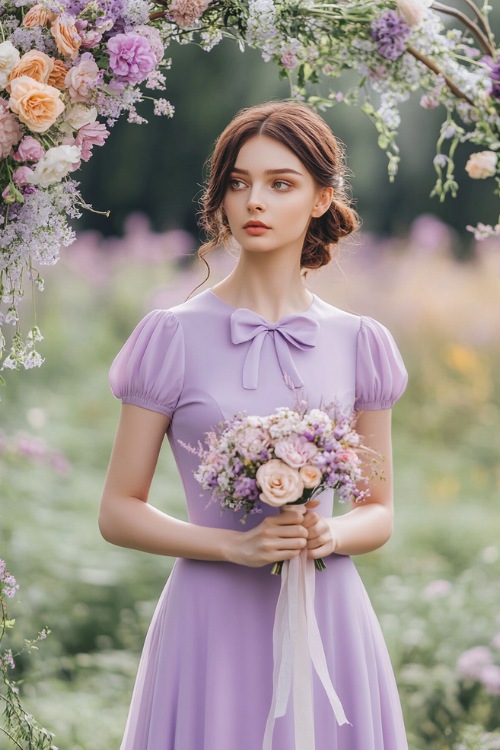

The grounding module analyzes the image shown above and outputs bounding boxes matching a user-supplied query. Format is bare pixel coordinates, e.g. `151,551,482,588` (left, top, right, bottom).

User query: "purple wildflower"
371,10,411,61
486,56,500,100
107,32,156,84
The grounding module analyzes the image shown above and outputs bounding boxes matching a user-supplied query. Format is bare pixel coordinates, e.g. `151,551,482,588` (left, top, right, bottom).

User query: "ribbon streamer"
263,541,350,750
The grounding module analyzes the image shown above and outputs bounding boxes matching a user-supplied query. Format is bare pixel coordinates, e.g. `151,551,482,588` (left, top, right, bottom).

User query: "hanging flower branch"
0,0,499,374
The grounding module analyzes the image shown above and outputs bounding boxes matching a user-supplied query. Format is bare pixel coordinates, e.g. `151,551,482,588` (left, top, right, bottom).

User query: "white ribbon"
263,534,350,750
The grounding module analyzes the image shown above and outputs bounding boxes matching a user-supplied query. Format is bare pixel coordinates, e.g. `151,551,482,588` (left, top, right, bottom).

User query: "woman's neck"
211,254,312,323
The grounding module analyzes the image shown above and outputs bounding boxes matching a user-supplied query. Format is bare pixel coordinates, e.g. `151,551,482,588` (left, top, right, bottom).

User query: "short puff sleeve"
355,316,408,410
109,309,185,417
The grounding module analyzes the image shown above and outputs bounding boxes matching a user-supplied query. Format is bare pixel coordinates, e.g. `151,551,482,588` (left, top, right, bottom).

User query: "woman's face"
222,135,328,257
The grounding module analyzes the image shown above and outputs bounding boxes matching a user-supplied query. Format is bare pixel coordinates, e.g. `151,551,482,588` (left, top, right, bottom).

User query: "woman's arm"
302,409,395,558
99,404,308,566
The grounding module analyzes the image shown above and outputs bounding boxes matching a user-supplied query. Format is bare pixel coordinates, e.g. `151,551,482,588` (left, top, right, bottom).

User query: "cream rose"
299,465,322,489
51,15,82,59
31,144,81,187
23,3,56,27
396,0,433,27
9,76,65,133
256,459,304,507
465,151,498,180
64,104,97,131
65,57,100,102
0,41,21,91
9,49,55,86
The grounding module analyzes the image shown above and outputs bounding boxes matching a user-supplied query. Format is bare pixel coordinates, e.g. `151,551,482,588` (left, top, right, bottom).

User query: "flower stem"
406,44,475,106
431,1,495,57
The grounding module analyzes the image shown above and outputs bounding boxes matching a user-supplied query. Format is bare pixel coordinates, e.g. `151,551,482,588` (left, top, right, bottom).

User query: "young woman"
99,100,409,750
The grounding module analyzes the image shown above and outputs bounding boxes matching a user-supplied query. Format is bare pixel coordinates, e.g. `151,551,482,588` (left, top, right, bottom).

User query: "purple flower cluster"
0,560,19,599
371,10,411,62
107,32,157,84
456,645,500,695
487,56,500,100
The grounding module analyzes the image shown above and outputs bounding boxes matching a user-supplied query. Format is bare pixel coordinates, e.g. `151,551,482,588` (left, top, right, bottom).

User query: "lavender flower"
371,10,411,61
486,56,500,100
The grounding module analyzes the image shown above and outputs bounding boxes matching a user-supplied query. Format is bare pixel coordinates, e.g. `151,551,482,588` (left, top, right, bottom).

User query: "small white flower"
465,151,498,180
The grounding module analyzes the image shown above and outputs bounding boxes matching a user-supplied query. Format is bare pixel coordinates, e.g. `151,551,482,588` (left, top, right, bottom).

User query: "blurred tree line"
79,25,500,253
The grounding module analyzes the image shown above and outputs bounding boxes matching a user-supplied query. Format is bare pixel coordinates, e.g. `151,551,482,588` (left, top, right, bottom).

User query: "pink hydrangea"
107,33,156,84
0,99,22,160
168,0,210,29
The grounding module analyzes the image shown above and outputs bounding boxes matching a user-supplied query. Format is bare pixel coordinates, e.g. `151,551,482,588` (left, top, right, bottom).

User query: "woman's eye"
229,178,247,190
273,180,291,191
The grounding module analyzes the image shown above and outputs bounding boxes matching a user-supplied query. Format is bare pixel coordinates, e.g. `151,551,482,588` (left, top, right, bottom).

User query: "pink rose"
274,436,318,468
65,55,100,102
0,99,22,159
74,121,109,161
256,459,304,507
13,165,35,185
336,449,360,466
168,0,210,29
14,135,45,162
299,465,322,489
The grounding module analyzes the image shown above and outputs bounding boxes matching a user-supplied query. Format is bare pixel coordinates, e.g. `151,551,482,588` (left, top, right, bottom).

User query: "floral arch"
0,0,499,373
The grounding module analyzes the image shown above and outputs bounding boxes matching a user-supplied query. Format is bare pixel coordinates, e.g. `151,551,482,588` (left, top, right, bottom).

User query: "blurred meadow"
1,31,500,750
1,213,500,750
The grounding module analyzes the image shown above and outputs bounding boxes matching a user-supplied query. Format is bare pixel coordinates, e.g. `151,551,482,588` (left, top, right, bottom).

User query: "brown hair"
198,100,359,275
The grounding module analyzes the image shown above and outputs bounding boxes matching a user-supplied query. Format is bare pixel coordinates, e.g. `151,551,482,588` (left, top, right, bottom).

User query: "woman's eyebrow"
231,167,303,176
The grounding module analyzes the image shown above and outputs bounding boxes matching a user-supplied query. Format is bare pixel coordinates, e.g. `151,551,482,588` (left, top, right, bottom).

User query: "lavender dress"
109,288,409,750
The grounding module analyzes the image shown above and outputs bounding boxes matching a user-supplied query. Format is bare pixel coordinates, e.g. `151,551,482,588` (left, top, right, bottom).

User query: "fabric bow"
230,308,320,390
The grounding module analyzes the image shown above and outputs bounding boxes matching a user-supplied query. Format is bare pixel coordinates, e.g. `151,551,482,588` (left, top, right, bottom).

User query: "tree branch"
431,1,495,57
406,44,475,106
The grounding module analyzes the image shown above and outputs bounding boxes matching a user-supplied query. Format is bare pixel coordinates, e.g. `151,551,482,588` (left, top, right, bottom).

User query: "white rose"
64,104,97,131
31,145,81,187
396,0,433,27
465,151,498,180
0,41,21,90
256,458,304,507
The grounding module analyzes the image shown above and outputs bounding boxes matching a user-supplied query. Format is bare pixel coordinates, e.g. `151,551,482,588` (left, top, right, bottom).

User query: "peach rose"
9,50,55,86
256,459,304,507
299,465,322,489
51,15,82,60
9,76,65,133
465,151,498,180
48,59,69,90
23,4,56,27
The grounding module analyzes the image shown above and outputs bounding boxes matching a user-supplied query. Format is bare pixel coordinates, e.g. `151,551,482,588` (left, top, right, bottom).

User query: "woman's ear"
311,187,334,218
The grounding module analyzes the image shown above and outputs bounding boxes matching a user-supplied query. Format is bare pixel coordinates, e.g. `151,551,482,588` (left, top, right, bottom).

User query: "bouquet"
180,400,379,573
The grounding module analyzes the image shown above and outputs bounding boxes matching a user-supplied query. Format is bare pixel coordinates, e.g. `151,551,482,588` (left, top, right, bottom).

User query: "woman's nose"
247,186,265,212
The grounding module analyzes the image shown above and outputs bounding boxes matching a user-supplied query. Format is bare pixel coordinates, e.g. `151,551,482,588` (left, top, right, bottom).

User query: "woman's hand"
301,501,338,560
230,509,309,568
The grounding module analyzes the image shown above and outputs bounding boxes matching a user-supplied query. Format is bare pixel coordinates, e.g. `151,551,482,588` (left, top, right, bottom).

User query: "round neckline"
206,287,317,324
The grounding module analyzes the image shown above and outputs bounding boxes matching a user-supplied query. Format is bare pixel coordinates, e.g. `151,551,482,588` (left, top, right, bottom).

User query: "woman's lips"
243,221,270,235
